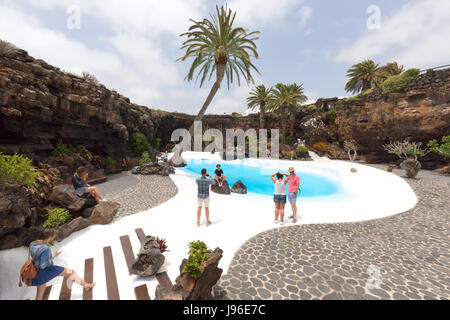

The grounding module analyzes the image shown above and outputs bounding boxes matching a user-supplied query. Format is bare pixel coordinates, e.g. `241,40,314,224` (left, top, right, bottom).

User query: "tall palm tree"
178,5,261,133
377,62,405,84
286,83,308,138
268,83,306,144
345,60,380,94
247,85,272,129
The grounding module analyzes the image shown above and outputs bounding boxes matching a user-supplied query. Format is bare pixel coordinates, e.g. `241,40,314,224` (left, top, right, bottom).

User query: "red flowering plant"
156,237,169,253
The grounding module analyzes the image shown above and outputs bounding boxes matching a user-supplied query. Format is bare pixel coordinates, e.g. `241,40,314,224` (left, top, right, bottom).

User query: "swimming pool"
180,158,343,197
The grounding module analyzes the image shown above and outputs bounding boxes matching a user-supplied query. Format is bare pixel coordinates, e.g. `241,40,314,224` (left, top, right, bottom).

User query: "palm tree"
178,5,261,133
377,62,405,84
345,60,380,94
286,83,308,138
247,85,272,129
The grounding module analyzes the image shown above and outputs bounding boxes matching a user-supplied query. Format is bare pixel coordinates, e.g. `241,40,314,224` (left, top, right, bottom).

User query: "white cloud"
0,6,122,76
226,0,304,27
24,0,206,36
335,0,450,69
298,5,314,30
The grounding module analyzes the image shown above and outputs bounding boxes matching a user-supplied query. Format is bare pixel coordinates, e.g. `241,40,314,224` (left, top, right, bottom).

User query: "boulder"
55,217,90,242
132,162,175,176
434,165,450,175
173,248,223,300
89,201,120,225
400,159,422,178
211,180,231,195
0,187,31,229
131,235,165,276
49,185,95,212
231,180,247,194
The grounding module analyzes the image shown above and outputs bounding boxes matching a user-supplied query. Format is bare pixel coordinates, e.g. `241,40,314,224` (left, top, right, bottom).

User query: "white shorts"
197,197,210,207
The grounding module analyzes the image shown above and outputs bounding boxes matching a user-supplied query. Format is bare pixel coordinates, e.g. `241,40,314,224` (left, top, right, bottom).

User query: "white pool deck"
0,152,417,300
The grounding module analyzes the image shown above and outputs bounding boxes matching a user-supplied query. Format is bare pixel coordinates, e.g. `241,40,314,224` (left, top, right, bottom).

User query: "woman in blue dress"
28,229,96,300
72,167,104,204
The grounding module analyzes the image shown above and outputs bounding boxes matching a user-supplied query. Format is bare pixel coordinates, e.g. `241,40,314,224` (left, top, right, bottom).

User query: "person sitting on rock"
25,229,95,300
214,164,226,187
72,167,104,204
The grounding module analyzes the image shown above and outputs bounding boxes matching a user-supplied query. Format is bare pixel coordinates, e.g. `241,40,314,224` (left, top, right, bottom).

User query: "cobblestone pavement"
214,167,450,300
99,171,178,218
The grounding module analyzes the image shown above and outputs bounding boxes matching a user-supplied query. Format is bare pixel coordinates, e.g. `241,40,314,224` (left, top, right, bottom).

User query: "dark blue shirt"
72,174,87,190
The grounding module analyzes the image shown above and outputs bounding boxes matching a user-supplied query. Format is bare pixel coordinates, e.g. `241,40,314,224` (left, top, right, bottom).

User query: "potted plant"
383,140,429,178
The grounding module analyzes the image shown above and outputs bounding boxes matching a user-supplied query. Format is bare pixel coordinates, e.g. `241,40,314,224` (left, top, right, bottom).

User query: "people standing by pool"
72,167,105,204
271,172,289,225
23,229,95,300
196,168,216,227
214,164,227,187
287,167,301,223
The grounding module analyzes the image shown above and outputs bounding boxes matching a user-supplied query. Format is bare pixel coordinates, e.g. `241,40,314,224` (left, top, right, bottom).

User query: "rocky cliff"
1,48,449,167
333,68,450,166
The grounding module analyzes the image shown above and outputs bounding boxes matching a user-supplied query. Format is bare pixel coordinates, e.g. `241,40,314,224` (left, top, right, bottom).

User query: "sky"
0,0,449,115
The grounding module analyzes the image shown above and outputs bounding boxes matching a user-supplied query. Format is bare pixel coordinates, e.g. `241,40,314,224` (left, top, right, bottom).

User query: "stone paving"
98,171,178,218
213,167,450,300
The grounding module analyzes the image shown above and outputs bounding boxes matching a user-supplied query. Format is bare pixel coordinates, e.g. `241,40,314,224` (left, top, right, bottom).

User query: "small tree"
344,140,358,162
383,140,429,178
383,140,428,161
129,132,151,157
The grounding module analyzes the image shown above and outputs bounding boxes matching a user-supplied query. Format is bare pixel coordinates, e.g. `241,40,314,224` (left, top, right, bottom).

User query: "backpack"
18,244,43,287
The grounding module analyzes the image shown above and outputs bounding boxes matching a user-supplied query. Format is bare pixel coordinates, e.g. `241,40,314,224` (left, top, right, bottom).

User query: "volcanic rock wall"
1,48,449,166
333,68,450,164
0,49,163,160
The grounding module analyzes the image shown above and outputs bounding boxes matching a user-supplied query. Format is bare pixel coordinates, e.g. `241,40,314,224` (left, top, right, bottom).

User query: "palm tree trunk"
281,103,287,145
259,102,265,129
362,79,371,92
188,63,226,135
289,111,295,137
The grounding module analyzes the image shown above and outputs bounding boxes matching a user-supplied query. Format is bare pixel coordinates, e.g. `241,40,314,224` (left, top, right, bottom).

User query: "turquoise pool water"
181,159,341,197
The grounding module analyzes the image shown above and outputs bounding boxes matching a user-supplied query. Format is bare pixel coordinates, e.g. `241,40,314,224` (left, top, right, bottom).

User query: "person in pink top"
287,167,300,223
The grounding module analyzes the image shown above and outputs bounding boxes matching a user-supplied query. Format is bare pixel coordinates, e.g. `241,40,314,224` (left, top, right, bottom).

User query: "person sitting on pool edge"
72,167,105,204
271,171,289,225
214,164,227,187
196,168,216,227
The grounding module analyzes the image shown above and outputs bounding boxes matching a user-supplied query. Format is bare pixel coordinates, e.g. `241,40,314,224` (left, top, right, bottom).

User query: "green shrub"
44,208,71,228
182,241,211,279
313,142,329,152
105,156,116,170
155,138,162,148
0,153,39,188
129,132,151,156
347,94,361,101
333,141,340,147
139,152,152,165
52,139,72,156
297,146,309,154
427,136,450,160
328,110,337,124
382,68,420,95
